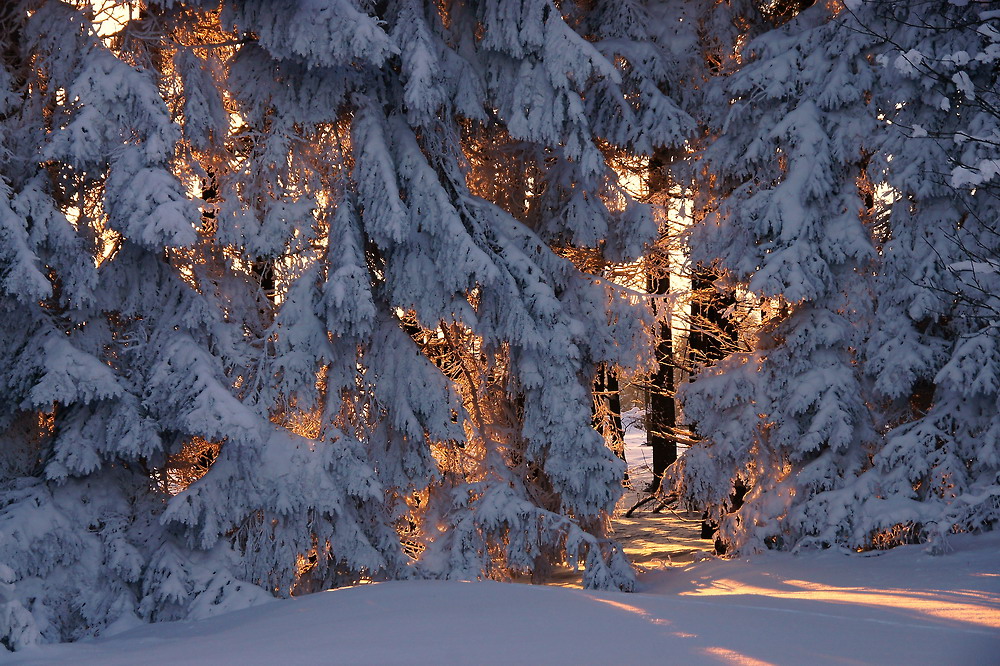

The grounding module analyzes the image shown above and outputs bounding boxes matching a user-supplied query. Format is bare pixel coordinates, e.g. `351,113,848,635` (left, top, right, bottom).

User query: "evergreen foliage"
0,0,685,649
676,0,1000,555
2,0,997,651
855,0,1000,548
678,0,879,553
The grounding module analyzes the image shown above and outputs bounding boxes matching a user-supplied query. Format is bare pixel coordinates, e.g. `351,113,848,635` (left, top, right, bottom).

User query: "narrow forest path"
612,410,707,572
541,417,708,588
541,498,705,589
613,489,707,571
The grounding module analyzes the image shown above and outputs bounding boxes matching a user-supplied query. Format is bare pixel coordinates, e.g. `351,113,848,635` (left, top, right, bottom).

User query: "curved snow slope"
14,533,1000,665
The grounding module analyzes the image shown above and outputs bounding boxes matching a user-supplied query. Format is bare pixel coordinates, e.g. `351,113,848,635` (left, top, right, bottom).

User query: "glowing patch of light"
584,595,674,628
88,1,136,37
680,578,1000,630
700,646,776,666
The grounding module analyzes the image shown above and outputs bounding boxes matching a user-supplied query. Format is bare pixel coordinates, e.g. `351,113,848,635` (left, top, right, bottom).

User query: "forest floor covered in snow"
13,531,1000,665
615,408,706,570
11,415,1000,665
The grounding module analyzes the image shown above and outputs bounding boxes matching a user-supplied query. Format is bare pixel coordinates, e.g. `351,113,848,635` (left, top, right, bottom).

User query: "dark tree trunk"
689,265,737,369
251,258,276,300
594,365,627,483
643,149,679,494
646,271,675,492
689,265,740,540
606,369,624,453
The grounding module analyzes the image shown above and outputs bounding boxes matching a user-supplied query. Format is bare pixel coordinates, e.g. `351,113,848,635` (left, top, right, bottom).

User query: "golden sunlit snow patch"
680,578,1000,630
699,646,776,666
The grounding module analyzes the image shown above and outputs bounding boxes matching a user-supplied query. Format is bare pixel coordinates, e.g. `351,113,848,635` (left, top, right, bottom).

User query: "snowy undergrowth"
12,532,999,665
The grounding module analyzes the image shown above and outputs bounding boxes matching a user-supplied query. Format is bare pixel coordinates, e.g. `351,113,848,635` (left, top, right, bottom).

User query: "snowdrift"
13,532,999,665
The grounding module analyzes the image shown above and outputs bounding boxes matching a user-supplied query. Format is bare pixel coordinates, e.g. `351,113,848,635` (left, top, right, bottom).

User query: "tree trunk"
594,365,627,483
689,265,737,368
643,148,679,494
646,271,675,492
689,265,739,541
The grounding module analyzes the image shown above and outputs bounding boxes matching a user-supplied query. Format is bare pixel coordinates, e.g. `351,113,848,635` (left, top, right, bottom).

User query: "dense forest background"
0,0,997,650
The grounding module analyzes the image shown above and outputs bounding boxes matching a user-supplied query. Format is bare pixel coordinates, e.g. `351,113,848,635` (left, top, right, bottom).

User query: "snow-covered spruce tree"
200,0,690,591
0,1,321,648
850,0,1000,547
151,7,416,598
2,0,689,648
675,1,882,553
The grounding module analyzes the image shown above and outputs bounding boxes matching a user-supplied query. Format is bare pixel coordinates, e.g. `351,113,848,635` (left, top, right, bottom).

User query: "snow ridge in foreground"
13,532,1000,665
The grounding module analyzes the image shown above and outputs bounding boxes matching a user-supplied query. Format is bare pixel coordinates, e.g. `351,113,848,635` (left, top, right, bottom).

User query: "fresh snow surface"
12,532,999,665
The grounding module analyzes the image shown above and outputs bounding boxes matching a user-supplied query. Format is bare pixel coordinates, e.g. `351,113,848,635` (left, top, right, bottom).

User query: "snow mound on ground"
13,533,1000,665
